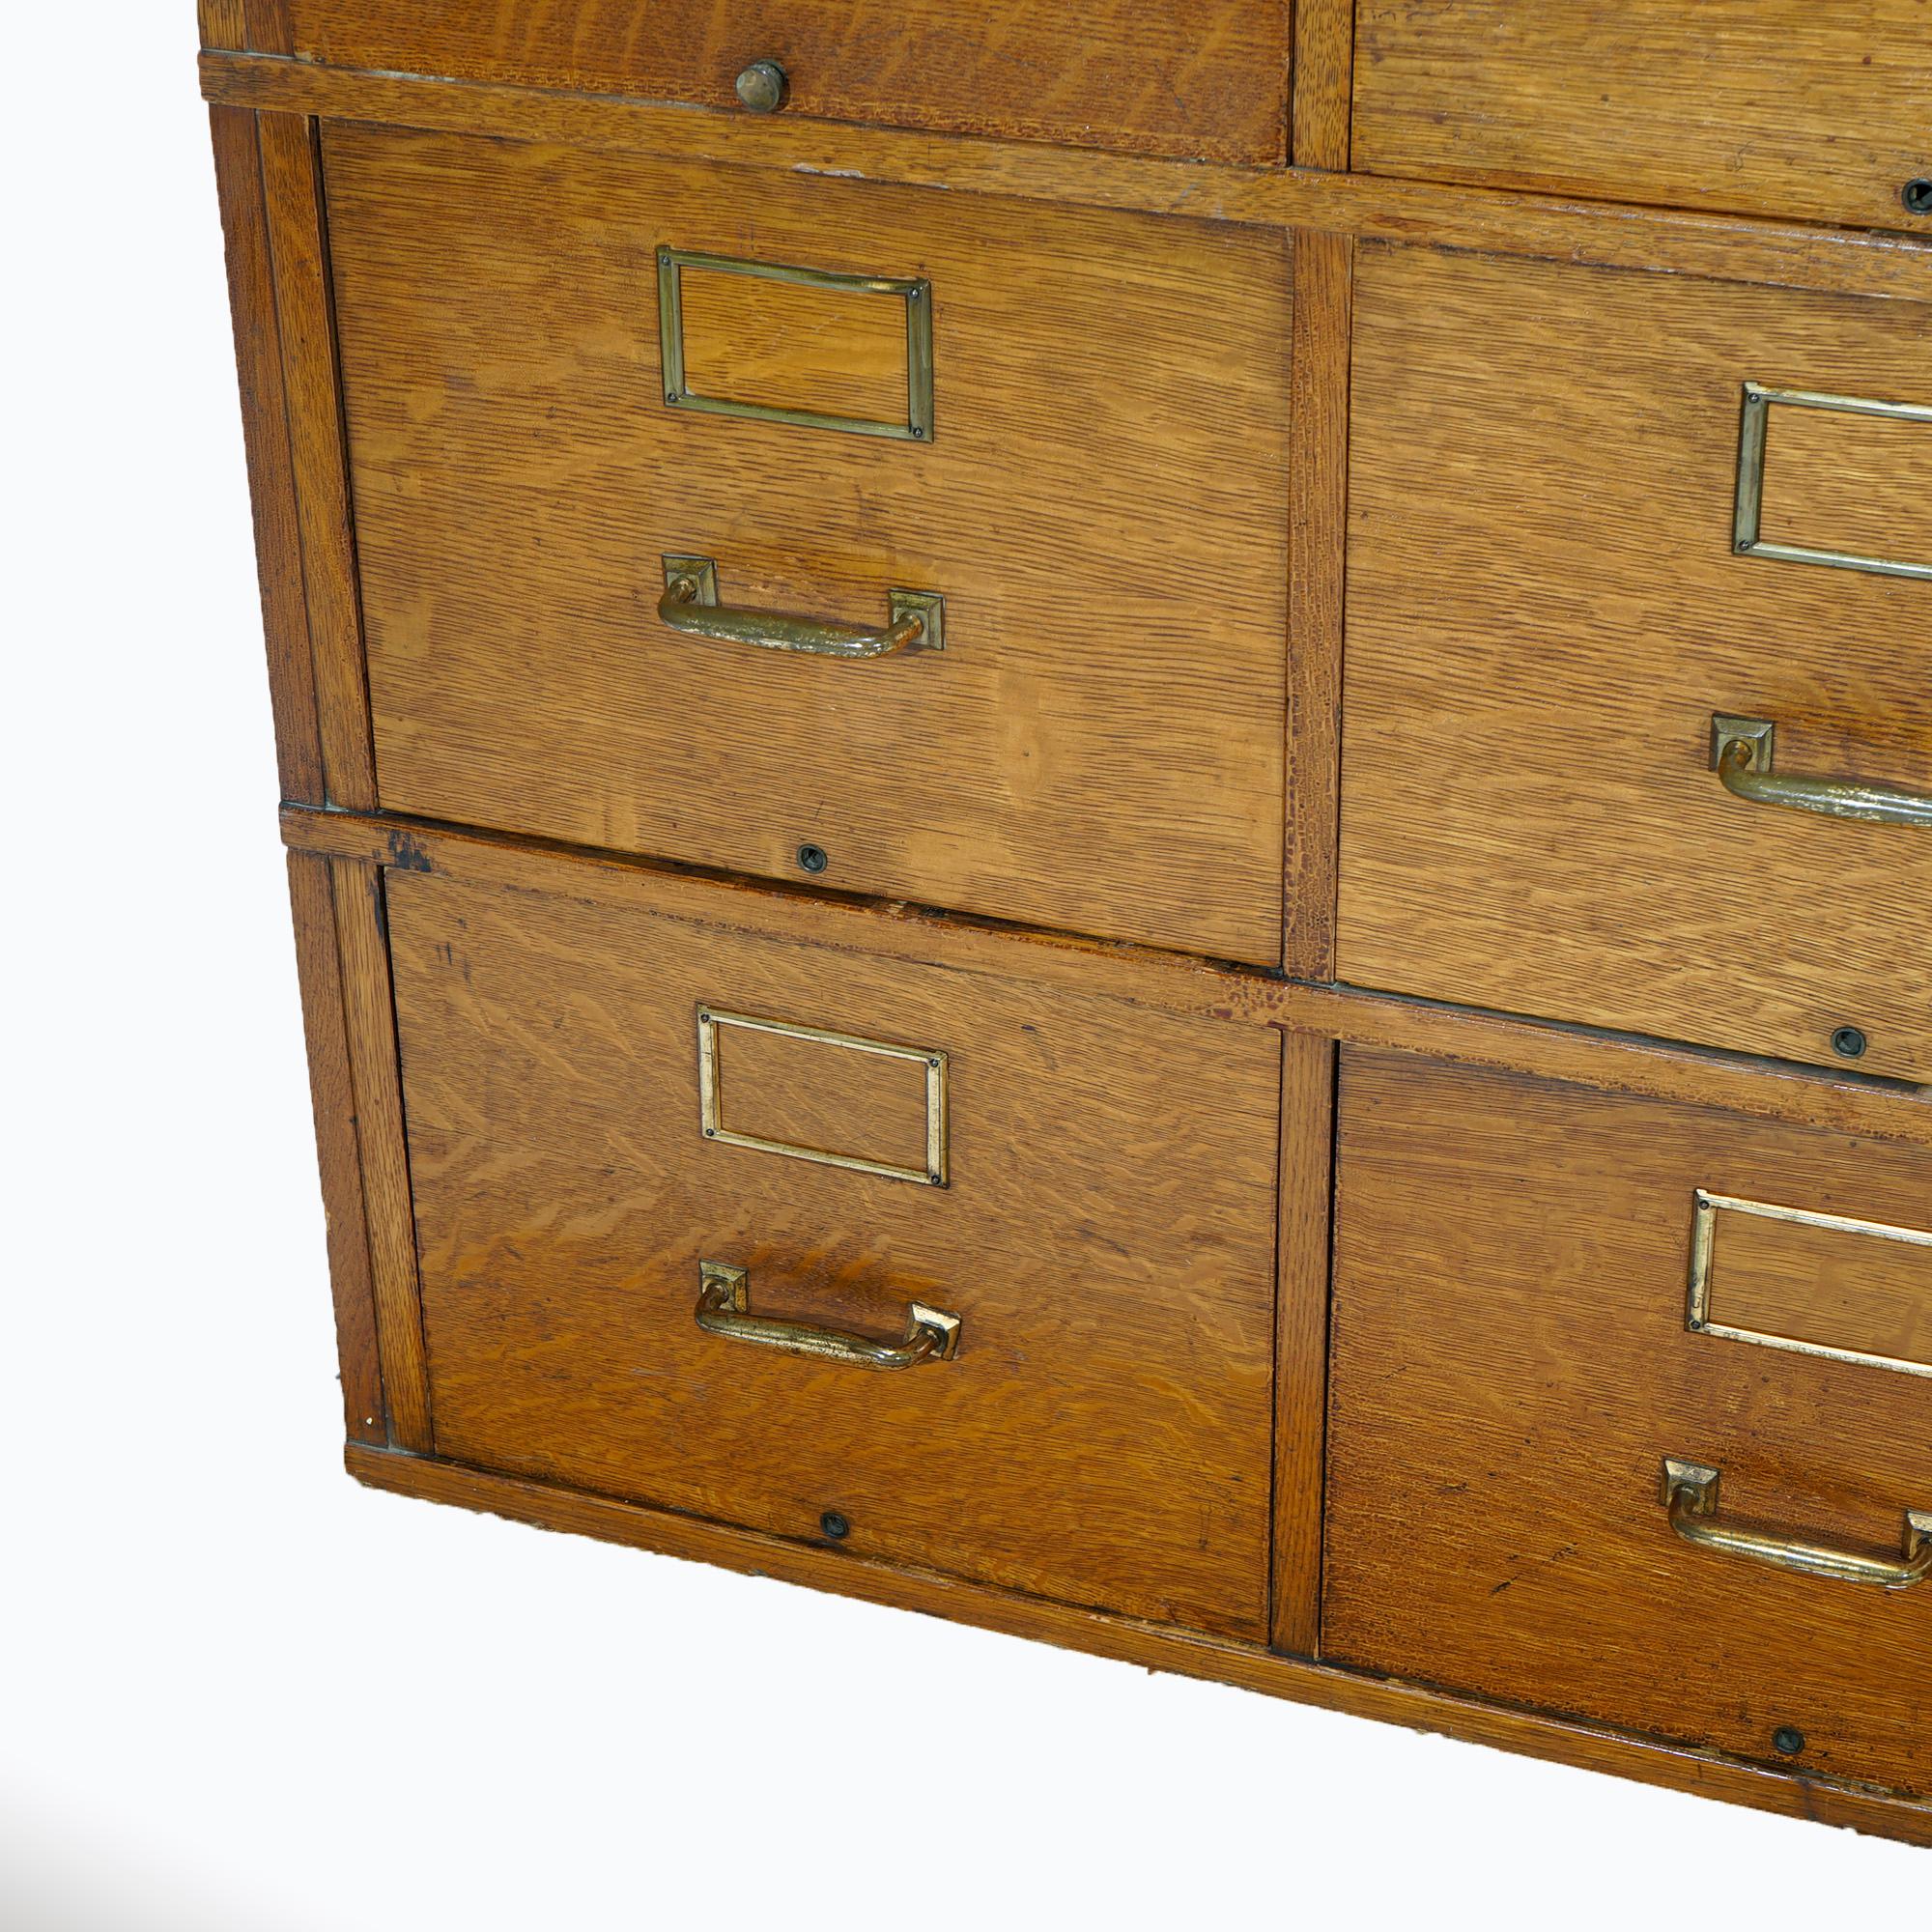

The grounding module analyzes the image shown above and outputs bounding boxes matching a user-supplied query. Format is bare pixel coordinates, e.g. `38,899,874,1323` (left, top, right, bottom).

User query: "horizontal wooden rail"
347,1444,1932,1847
282,804,1932,1151
201,54,1932,303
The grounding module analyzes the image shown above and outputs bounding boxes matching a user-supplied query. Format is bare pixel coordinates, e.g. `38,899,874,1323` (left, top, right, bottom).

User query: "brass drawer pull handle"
1662,1459,1932,1591
661,554,945,661
1711,714,1932,828
696,1262,961,1370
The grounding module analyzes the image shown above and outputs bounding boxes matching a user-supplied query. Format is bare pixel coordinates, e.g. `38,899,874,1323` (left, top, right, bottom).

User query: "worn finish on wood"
242,0,292,54
1326,1049,1932,1799
208,104,323,805
1340,244,1932,1081
282,802,1932,1154
329,859,431,1453
199,0,247,50
385,866,1286,1637
1284,230,1350,980
347,1444,1932,1847
325,126,1293,962
1292,0,1354,170
1354,1,1932,234
1272,1030,1336,1656
281,0,1291,163
257,112,374,810
199,56,1932,305
207,6,1932,1846
286,853,384,1445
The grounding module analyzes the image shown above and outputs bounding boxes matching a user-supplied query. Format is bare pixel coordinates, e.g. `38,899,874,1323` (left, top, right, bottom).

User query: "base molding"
347,1445,1932,1846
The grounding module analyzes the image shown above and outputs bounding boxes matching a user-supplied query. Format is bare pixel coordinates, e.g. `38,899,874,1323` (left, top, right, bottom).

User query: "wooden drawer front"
1325,1049,1932,1796
285,1,1289,165
386,867,1282,1639
327,128,1293,965
1340,245,1932,1078
1353,2,1932,232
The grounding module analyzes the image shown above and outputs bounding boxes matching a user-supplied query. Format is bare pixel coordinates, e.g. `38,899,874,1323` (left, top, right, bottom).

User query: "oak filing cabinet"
199,0,1932,1841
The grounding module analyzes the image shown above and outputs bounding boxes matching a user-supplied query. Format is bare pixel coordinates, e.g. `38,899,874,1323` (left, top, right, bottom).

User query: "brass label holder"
657,247,935,442
1732,381,1932,582
696,1007,950,1187
1686,1188,1932,1379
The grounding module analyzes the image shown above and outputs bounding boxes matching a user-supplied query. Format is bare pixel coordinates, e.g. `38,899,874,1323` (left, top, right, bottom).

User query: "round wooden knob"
735,59,788,115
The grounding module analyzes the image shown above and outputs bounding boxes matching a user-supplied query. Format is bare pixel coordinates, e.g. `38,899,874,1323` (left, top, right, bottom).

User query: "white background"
3,7,1921,1924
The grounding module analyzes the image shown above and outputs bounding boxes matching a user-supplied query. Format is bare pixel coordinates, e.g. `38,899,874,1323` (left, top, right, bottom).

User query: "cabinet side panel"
287,852,385,1444
331,859,433,1453
260,112,376,810
209,104,324,804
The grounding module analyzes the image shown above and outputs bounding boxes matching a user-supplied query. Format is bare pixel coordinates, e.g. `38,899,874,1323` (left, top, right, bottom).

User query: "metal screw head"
1773,1725,1806,1757
1832,1026,1868,1060
819,1511,850,1541
1903,178,1932,216
735,58,788,114
796,843,829,875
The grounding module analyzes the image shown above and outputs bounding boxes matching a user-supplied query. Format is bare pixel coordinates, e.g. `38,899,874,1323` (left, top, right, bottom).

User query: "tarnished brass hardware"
734,58,788,114
1903,179,1932,217
661,557,945,661
1710,715,1932,828
1732,382,1932,582
1661,1460,1932,1589
696,1262,961,1370
697,1007,950,1187
657,248,934,440
1686,1189,1932,1378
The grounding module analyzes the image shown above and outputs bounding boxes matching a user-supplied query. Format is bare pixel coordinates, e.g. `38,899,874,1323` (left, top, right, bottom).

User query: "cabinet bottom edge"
344,1443,1931,1844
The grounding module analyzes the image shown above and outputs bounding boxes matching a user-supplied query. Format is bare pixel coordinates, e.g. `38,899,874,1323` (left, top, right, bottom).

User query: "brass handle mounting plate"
1661,1459,1932,1591
1710,715,1932,828
696,1261,961,1370
663,556,945,660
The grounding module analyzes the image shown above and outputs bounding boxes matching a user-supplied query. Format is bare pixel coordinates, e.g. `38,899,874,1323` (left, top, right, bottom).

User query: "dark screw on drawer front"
797,843,830,875
1774,1725,1806,1757
1832,1026,1868,1060
736,59,789,115
819,1511,851,1541
1903,179,1932,216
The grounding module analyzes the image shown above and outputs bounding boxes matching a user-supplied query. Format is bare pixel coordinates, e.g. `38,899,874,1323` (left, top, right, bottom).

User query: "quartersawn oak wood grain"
1707,1203,1932,1375
281,0,1292,164
325,127,1294,962
330,859,431,1453
201,53,1932,304
198,0,246,50
1272,1029,1336,1655
284,802,1932,1157
1292,0,1354,170
1325,1048,1932,1798
208,103,323,805
286,853,384,1445
1284,230,1350,980
1354,1,1932,234
384,866,1294,1639
675,263,912,429
1339,243,1932,1081
257,111,374,810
